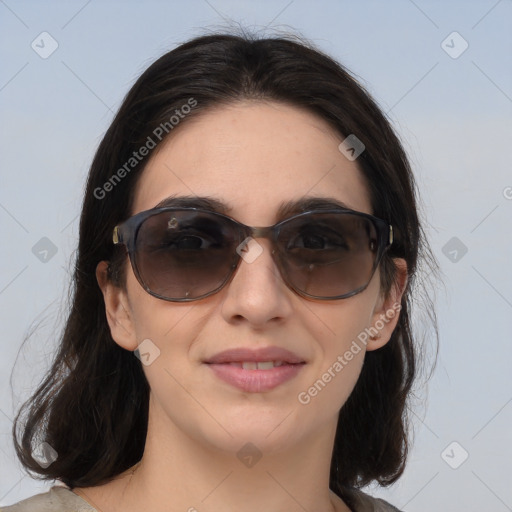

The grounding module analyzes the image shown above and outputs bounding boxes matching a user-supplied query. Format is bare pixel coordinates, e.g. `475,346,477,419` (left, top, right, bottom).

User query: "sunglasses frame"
112,206,393,302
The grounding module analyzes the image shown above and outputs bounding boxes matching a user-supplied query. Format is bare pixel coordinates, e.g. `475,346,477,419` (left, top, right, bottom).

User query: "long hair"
13,30,438,493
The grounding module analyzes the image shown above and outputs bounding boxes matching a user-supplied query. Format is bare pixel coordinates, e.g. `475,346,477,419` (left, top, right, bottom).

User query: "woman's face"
100,101,405,456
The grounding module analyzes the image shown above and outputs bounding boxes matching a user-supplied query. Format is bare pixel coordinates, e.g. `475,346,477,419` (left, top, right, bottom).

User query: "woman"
5,31,437,512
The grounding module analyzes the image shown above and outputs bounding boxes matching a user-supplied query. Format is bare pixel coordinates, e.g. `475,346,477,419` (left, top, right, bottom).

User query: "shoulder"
342,487,403,512
1,485,96,512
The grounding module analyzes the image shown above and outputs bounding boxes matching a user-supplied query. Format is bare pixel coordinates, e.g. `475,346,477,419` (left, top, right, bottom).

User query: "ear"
366,258,408,352
96,261,138,351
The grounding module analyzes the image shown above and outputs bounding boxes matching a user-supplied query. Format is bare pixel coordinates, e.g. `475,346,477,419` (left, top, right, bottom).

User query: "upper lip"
204,347,306,364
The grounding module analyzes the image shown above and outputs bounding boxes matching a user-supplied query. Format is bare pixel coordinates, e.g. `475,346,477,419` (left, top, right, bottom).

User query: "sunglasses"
112,206,393,302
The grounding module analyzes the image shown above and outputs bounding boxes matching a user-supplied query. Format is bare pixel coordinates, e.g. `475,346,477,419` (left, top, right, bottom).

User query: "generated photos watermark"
94,97,198,200
297,302,401,405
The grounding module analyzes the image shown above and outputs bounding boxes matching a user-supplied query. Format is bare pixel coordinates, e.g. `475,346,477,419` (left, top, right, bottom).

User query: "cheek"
304,293,375,358
129,300,206,422
131,299,200,351
296,295,375,409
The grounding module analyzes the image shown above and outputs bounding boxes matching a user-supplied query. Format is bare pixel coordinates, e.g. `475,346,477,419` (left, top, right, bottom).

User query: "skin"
77,101,407,512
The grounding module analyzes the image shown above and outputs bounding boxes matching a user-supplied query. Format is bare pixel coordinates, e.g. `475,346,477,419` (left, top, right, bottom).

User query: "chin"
209,426,305,458
205,405,309,452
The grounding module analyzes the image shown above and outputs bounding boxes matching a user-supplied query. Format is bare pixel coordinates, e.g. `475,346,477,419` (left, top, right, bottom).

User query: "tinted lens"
276,212,381,298
134,211,240,300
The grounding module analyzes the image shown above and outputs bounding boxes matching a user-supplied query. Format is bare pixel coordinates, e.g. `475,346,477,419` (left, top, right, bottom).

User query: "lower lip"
206,363,304,392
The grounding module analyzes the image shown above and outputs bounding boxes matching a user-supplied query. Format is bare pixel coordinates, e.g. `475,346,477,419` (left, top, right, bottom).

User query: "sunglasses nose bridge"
247,226,278,254
250,225,274,238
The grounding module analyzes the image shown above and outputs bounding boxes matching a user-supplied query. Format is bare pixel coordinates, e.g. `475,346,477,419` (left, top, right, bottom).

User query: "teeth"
230,361,285,370
256,361,274,370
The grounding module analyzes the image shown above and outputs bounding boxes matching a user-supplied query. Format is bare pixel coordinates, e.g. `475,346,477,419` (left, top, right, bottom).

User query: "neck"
75,395,350,512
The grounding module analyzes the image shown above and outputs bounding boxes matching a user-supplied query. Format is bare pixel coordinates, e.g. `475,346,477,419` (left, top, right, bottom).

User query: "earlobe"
96,261,138,351
366,258,408,352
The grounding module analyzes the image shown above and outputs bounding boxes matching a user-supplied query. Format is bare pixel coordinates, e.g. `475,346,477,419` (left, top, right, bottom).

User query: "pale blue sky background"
1,1,511,511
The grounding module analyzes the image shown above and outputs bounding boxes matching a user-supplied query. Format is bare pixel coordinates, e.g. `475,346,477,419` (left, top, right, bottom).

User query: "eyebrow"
152,194,356,220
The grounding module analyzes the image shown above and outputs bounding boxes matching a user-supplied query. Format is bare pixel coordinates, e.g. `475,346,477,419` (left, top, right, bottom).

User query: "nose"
220,237,294,327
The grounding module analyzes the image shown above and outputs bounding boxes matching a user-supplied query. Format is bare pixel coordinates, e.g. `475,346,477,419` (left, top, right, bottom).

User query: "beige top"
0,485,402,512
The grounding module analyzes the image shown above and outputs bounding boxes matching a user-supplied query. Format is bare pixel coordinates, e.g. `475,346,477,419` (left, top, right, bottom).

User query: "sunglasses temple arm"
113,225,123,245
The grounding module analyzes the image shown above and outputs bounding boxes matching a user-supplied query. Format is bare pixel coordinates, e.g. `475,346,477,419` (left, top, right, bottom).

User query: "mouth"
204,347,306,393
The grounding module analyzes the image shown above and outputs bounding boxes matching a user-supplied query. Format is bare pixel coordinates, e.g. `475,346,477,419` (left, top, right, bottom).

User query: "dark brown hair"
13,30,438,496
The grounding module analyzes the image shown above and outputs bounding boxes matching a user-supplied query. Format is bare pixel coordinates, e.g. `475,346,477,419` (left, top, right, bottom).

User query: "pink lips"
204,347,306,393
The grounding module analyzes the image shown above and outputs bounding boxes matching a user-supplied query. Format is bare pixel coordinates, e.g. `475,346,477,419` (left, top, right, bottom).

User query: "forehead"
132,101,372,224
